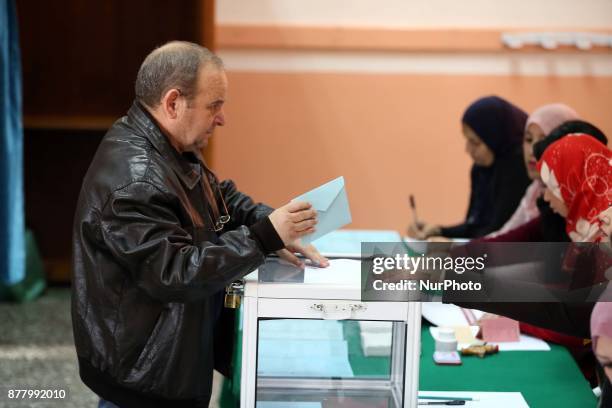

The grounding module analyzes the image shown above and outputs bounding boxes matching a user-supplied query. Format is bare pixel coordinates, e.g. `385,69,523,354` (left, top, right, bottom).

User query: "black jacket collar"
127,101,201,190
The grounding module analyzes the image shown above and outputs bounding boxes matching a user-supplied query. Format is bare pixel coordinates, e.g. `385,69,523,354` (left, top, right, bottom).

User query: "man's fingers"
290,209,318,223
276,249,304,268
291,229,315,242
294,218,317,232
290,227,316,240
285,201,312,213
302,244,329,267
269,201,319,245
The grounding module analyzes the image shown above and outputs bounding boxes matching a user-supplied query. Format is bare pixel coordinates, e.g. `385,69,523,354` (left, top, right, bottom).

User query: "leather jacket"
71,102,283,407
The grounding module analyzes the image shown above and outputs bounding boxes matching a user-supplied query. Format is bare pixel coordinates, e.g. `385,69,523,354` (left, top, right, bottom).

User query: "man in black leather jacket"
72,41,328,407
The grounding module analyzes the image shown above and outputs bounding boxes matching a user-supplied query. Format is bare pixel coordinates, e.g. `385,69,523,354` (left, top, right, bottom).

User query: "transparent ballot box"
240,258,421,408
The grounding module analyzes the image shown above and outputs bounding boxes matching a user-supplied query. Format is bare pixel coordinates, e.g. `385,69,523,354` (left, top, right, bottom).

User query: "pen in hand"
409,194,424,231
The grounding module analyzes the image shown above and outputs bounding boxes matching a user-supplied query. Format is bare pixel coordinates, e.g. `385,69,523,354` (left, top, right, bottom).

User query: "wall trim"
217,24,612,53
218,50,612,76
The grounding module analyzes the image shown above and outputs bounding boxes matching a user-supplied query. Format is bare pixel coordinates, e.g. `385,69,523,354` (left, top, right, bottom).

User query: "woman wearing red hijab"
538,133,612,243
527,133,612,383
447,133,611,386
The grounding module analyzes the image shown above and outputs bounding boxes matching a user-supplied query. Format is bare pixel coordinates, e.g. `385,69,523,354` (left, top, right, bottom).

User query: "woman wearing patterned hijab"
538,134,612,243
410,95,531,239
447,132,611,396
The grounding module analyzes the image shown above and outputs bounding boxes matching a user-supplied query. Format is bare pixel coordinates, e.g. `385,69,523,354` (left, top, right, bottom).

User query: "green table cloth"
221,318,597,407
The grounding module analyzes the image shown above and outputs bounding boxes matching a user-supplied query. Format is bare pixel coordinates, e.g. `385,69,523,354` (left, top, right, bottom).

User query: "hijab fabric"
526,103,579,136
462,95,527,158
492,104,580,235
456,96,529,237
538,134,612,242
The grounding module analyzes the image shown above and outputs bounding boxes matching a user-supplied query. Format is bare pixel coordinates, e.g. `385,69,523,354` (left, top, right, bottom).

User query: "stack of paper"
358,321,393,357
430,325,550,352
257,319,354,378
423,303,550,351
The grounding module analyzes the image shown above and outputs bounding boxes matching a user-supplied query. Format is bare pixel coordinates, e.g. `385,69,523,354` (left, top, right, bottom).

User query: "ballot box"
240,258,421,408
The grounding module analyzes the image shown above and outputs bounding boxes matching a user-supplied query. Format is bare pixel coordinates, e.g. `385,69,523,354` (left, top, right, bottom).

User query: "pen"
418,401,466,405
409,194,423,230
419,396,473,401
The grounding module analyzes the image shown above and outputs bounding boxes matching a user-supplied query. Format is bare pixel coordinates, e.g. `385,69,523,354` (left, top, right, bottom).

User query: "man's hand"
276,241,330,268
268,201,318,245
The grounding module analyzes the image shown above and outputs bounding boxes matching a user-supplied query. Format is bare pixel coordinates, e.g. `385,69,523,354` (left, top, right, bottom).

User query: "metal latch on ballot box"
310,302,367,320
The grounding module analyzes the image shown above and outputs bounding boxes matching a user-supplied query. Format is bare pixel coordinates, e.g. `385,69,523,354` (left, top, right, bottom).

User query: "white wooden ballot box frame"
239,262,421,408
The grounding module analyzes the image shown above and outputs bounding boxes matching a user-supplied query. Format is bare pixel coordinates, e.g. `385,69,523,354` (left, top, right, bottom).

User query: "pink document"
479,316,520,343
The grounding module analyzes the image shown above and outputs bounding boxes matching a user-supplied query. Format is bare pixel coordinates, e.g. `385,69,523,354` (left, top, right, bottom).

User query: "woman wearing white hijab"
488,103,579,236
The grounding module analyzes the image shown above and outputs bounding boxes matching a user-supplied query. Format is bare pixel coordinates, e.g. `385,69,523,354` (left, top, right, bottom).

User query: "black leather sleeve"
98,181,266,303
218,179,284,252
220,179,274,227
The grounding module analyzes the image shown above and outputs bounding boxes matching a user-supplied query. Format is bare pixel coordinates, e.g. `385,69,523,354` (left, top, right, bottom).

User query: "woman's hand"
407,222,441,240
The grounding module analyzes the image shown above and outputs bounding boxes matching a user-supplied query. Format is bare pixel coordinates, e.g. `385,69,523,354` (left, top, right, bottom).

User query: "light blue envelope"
292,176,352,244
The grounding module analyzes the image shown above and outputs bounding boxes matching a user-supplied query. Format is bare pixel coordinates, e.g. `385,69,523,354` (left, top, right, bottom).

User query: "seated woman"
475,120,608,243
445,133,611,384
538,133,611,243
409,95,531,239
534,120,609,242
487,103,579,237
531,132,611,351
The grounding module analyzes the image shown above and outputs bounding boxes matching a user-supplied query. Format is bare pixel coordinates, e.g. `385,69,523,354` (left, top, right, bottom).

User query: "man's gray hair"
135,41,224,108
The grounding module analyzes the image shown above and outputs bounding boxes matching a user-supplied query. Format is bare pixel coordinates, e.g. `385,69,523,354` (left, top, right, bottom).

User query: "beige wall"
213,1,612,233
213,72,612,231
217,0,612,28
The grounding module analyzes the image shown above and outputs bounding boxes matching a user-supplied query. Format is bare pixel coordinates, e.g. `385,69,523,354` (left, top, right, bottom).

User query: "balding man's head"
135,41,223,108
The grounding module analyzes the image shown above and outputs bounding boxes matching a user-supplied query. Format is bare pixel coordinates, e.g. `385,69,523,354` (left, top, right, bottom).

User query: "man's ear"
160,88,182,120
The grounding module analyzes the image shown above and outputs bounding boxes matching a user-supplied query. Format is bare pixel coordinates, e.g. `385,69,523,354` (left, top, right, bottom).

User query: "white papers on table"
423,303,550,351
418,391,529,408
422,303,485,328
430,326,550,352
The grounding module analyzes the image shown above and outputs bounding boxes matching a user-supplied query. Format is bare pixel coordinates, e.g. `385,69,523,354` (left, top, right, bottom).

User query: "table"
220,230,597,408
419,323,597,407
222,317,597,408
